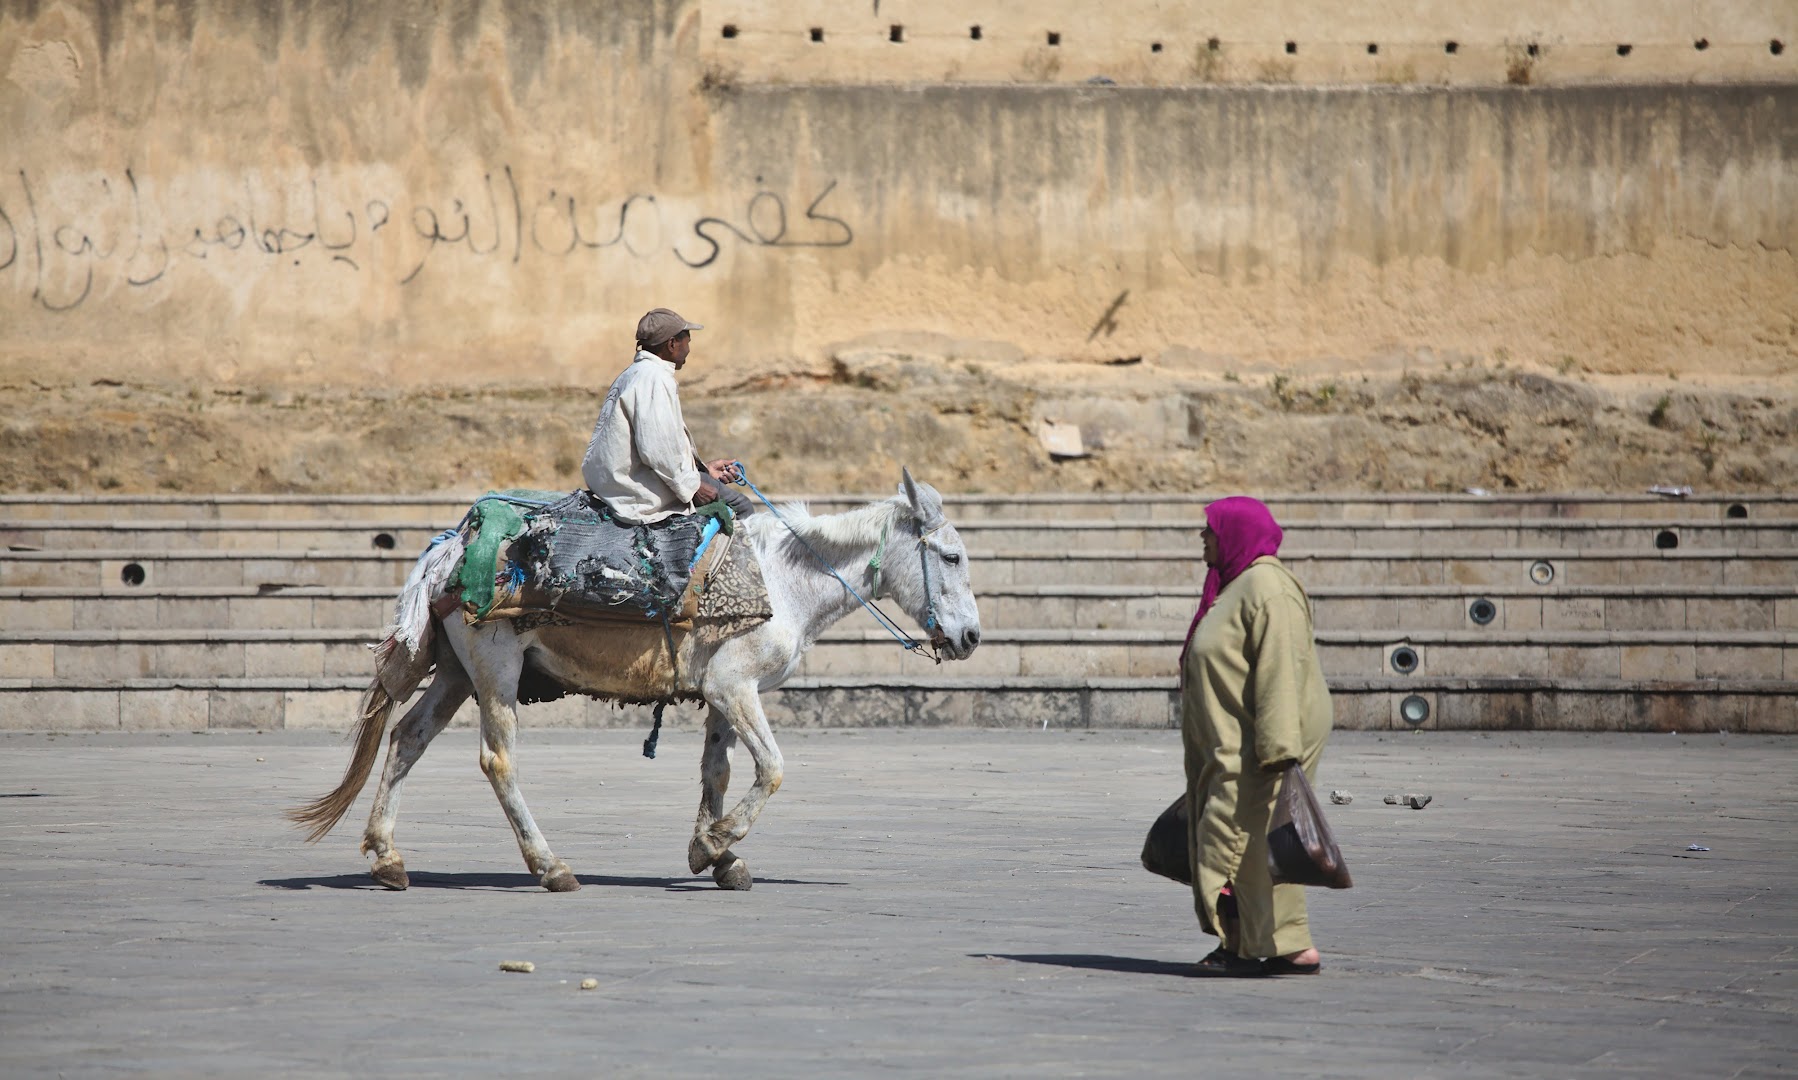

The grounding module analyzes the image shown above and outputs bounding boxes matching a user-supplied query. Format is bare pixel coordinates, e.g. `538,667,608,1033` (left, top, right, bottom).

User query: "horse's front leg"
689,705,737,874
690,683,782,891
360,643,472,890
464,632,580,893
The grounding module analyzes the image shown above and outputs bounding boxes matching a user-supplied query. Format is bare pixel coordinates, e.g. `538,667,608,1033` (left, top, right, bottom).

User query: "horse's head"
897,468,981,661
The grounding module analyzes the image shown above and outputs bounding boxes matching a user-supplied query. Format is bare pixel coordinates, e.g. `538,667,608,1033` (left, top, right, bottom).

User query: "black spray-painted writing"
0,166,856,312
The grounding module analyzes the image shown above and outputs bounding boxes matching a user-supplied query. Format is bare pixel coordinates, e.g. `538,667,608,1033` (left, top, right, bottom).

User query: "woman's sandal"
1261,955,1323,976
1192,947,1267,978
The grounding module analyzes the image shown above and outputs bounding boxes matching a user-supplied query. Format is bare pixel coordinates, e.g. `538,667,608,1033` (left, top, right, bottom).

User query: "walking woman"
1180,496,1333,976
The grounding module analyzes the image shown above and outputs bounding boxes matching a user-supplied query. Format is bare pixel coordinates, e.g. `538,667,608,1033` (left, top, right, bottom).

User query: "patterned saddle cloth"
457,489,771,631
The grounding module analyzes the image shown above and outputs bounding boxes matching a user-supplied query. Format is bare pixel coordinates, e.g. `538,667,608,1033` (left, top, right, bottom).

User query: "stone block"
154,597,232,630
0,597,73,630
1694,645,1783,680
1743,694,1798,734
1443,561,1504,587
323,642,375,677
245,642,325,678
1439,645,1549,678
1316,598,1398,631
1776,598,1798,630
1544,597,1604,630
207,690,285,730
1685,598,1774,631
1559,560,1617,586
1437,691,1533,730
1387,560,1442,586
154,641,246,679
1606,597,1687,631
1088,689,1174,729
227,596,295,630
0,689,120,730
55,643,154,679
1499,597,1542,631
1549,644,1621,678
0,643,56,678
1329,691,1389,731
1319,644,1383,678
73,597,159,630
281,689,366,731
156,560,234,587
970,689,1084,729
1072,597,1128,630
100,558,155,589
1729,561,1797,586
340,592,391,639
127,689,211,731
1127,646,1177,678
905,689,975,727
1018,644,1129,678
1620,644,1695,681
939,643,1020,678
1122,596,1181,630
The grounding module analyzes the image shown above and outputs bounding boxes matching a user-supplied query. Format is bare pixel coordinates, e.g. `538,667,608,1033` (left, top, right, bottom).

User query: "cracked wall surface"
1,2,1794,391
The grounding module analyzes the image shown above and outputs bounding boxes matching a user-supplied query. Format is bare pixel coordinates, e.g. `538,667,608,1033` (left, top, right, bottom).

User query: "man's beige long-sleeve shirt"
581,351,704,524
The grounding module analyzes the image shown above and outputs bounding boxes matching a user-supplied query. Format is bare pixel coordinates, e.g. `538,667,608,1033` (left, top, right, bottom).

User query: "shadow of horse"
259,872,845,892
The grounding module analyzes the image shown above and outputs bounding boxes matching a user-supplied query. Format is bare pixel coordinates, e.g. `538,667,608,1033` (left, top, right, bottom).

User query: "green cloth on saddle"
693,498,735,536
456,489,562,618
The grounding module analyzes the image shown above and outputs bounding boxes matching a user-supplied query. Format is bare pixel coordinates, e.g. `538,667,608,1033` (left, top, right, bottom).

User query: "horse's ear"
900,466,943,527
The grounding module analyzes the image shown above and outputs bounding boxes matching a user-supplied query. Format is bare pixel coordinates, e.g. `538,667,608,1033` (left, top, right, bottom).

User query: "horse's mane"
744,496,907,575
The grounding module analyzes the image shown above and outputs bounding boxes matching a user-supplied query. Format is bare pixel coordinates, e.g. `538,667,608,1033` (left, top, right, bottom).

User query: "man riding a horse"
581,307,757,525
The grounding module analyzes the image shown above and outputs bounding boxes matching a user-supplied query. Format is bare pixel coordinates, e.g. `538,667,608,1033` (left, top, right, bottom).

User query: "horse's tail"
287,529,465,843
286,679,395,843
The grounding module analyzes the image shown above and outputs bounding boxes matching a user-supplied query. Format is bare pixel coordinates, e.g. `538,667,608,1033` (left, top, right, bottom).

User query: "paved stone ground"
1,729,1792,1078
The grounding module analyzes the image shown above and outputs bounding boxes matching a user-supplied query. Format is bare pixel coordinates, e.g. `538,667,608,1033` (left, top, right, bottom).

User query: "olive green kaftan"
1181,556,1333,959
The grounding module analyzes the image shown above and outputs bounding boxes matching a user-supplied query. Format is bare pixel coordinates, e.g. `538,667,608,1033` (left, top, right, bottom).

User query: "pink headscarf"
1178,497,1285,671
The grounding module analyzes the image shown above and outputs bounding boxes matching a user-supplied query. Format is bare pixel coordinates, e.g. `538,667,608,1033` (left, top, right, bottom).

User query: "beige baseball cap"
635,308,703,349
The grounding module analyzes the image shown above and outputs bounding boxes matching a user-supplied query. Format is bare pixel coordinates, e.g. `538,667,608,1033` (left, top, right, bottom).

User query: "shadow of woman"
974,953,1198,978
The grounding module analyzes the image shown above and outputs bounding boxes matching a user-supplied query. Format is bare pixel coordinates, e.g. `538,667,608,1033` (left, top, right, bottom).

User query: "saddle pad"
486,490,707,624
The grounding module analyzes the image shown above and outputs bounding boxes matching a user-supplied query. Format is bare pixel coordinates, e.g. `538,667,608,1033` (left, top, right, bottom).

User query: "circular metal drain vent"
1399,695,1431,725
1529,560,1555,586
1390,645,1419,675
1469,598,1498,626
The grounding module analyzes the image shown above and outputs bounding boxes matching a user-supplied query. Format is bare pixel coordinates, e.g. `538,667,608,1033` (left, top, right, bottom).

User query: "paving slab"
0,730,1792,1079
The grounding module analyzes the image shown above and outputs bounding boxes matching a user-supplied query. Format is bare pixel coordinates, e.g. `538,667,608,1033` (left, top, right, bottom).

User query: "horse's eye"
942,552,962,565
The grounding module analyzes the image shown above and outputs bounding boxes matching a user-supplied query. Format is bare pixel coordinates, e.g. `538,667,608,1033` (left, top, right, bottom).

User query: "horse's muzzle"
934,626,980,661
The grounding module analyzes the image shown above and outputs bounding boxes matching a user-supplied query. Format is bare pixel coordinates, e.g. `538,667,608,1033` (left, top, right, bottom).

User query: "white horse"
290,471,980,892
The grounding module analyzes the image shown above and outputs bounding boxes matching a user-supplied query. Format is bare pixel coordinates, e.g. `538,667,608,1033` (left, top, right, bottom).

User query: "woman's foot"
1192,946,1266,978
1261,948,1322,975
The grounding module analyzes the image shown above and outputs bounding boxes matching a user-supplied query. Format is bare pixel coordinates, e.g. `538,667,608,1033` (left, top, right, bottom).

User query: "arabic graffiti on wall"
0,166,855,312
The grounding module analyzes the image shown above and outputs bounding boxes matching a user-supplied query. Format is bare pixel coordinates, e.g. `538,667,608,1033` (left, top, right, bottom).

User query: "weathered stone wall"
700,1,1797,87
1,1,1794,389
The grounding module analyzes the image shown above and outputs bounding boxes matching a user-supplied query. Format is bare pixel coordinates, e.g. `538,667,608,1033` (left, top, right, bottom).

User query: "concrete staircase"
0,493,1792,733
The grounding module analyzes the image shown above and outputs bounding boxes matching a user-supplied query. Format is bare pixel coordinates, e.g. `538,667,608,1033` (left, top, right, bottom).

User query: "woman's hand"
1262,757,1297,774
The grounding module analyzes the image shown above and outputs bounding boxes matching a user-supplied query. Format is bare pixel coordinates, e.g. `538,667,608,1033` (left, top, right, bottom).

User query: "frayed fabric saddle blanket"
464,489,771,632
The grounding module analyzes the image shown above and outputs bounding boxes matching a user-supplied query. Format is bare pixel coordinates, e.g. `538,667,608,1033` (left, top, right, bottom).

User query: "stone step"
4,626,1790,682
5,546,1790,589
0,491,1785,523
4,516,1791,552
1,674,1790,734
3,584,1791,634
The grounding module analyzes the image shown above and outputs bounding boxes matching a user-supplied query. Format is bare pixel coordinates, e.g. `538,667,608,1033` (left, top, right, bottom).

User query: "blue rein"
732,465,941,662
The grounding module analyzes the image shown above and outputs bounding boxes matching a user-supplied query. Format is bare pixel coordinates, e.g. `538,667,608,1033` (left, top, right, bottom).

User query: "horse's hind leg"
360,643,472,891
689,706,738,874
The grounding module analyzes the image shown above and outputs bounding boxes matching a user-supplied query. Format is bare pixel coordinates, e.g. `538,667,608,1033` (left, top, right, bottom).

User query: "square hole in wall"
1047,31,1061,46
809,27,823,43
970,25,982,41
890,24,904,43
721,23,738,39
1284,40,1297,54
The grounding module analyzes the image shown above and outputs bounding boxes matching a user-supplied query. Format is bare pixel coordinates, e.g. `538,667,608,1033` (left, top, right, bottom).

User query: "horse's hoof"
688,835,719,874
370,861,409,891
542,868,582,893
713,860,752,891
